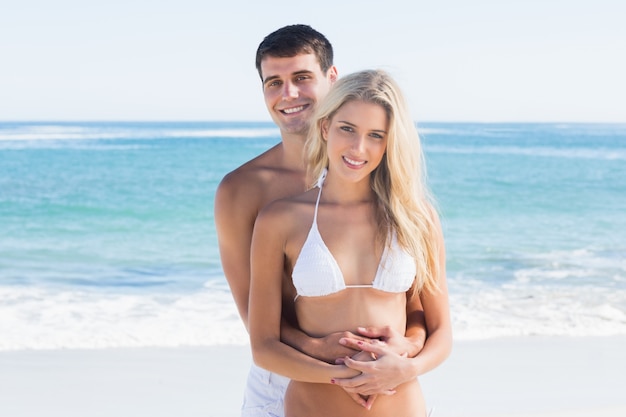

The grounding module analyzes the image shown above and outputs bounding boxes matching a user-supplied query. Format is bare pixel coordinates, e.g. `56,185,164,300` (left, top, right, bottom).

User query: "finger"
357,326,390,339
339,336,372,350
354,340,389,356
364,394,377,410
337,384,362,394
341,355,377,373
356,326,384,338
336,342,363,355
331,375,366,389
349,385,398,397
334,375,399,397
345,390,368,408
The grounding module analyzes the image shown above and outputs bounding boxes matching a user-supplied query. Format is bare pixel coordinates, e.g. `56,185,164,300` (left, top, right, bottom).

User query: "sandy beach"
2,336,625,417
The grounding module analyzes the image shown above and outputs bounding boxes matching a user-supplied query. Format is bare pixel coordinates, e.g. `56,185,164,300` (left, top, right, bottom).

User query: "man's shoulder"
215,144,287,215
217,146,280,193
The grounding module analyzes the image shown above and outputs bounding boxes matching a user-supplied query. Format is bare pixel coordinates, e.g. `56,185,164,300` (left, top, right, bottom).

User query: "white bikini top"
291,170,416,301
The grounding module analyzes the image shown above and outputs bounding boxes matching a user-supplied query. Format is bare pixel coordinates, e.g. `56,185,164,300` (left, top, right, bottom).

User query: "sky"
1,0,625,123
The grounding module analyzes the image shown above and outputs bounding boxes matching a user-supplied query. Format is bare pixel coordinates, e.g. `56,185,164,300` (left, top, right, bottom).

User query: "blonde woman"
249,69,451,416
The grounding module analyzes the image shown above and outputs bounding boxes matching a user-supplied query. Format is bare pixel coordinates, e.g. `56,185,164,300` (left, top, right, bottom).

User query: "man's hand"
332,338,416,396
298,330,373,363
341,326,422,357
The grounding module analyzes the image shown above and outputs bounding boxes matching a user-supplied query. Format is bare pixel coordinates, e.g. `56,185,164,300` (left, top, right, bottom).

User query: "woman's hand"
332,338,415,396
333,349,381,409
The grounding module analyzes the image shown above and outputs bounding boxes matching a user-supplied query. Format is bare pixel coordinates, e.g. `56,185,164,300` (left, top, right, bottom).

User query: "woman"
249,69,451,416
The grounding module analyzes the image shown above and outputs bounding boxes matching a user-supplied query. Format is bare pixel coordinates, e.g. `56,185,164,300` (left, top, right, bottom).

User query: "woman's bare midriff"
285,379,425,417
294,289,408,337
289,288,425,416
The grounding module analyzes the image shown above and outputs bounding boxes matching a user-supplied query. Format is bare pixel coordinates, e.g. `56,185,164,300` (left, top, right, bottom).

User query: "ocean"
1,121,625,350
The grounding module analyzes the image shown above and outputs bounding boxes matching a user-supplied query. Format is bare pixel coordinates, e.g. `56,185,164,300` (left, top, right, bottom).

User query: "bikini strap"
313,168,327,223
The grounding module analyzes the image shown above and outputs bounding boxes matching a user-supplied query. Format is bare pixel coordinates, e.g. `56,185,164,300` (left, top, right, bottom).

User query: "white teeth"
344,156,365,166
282,106,304,114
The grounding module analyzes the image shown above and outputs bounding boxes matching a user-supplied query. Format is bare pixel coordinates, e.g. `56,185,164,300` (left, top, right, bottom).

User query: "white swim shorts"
241,363,290,417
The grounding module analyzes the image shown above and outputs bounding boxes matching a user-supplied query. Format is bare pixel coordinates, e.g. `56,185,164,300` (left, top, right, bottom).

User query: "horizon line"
2,119,626,125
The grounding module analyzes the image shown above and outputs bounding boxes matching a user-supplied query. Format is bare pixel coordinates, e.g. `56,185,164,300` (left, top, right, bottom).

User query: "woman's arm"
408,209,453,375
248,203,360,383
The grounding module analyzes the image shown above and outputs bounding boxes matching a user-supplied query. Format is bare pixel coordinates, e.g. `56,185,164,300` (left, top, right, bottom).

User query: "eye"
265,80,281,89
340,125,354,132
295,75,311,82
370,132,384,139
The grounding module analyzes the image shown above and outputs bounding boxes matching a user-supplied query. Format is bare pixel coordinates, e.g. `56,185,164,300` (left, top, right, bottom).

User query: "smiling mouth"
280,105,306,115
343,156,366,167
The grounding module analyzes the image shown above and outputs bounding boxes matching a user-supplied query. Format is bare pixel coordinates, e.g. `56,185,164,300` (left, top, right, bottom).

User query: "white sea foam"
3,275,626,350
0,125,279,142
425,144,626,160
450,276,626,340
0,282,248,351
162,128,279,138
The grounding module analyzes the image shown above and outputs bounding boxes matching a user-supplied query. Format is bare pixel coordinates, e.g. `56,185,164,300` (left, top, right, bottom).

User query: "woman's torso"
280,183,423,416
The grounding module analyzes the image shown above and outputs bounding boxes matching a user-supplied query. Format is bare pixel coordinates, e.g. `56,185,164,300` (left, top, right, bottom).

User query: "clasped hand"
331,326,417,409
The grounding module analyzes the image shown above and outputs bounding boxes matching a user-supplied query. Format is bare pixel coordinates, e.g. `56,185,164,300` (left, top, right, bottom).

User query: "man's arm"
214,173,258,330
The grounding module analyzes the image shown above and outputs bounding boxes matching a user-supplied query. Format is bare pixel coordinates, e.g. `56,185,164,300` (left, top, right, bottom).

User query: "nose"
281,81,298,99
351,134,366,152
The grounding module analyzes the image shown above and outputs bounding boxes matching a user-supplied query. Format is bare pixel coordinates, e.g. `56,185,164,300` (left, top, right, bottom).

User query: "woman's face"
322,99,389,183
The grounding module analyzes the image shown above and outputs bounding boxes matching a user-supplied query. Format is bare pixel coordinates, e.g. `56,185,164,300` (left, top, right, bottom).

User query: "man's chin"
279,121,310,137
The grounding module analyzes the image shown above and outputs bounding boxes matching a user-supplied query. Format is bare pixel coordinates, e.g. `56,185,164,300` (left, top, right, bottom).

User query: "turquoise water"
1,122,272,290
424,124,626,285
1,122,625,349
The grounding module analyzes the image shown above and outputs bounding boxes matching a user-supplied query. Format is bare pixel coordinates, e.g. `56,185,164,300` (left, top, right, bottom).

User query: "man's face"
260,53,337,136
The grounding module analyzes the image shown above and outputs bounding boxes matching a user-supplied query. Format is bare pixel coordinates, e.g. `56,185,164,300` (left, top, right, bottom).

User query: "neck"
321,172,375,205
279,131,307,171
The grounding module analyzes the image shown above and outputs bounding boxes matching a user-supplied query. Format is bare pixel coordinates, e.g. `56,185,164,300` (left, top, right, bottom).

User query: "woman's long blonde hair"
304,69,441,293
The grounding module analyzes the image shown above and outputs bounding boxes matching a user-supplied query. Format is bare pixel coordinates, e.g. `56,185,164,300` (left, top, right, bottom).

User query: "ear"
328,66,338,84
321,119,329,140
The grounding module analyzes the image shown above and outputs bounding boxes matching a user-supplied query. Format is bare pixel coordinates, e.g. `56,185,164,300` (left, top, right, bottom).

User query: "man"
215,24,426,417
